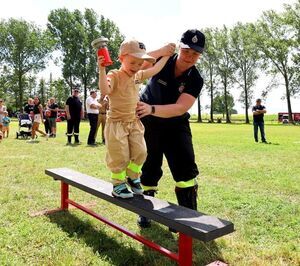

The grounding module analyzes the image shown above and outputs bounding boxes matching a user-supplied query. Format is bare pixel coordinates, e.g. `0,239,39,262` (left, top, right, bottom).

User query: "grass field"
1,120,299,265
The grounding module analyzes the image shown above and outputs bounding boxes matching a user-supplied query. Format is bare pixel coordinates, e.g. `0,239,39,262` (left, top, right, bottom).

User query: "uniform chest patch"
178,83,185,93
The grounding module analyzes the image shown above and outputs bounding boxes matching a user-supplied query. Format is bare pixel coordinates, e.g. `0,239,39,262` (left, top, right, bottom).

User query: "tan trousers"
105,119,147,182
95,113,106,142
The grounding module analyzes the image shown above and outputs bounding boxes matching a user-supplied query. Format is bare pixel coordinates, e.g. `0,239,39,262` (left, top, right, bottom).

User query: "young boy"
2,111,10,138
98,39,170,198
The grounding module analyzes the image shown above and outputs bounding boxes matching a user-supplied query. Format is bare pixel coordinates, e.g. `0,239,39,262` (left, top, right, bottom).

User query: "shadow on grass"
47,211,146,266
46,208,226,266
139,222,226,266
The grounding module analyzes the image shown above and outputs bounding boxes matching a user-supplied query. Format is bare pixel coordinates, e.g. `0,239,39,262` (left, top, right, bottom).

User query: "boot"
169,185,198,233
74,134,81,144
175,185,198,210
137,190,156,228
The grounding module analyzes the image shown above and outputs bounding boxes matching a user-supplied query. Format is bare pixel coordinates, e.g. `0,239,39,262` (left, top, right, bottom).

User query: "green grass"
1,121,299,265
191,114,279,123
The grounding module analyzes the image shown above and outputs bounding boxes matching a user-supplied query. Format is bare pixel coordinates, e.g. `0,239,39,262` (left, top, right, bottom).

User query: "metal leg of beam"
67,199,179,262
61,181,69,210
178,233,193,266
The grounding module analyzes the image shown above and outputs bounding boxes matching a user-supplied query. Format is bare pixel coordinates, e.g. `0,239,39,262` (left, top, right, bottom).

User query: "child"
28,96,48,142
98,39,170,198
2,111,10,138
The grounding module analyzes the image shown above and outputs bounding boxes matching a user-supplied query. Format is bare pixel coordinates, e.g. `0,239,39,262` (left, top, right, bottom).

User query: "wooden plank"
45,168,234,242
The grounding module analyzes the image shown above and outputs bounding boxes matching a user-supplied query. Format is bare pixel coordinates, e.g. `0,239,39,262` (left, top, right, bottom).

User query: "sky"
1,0,299,114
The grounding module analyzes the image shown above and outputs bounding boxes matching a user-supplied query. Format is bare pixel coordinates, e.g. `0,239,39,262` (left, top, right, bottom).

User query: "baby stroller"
16,113,32,139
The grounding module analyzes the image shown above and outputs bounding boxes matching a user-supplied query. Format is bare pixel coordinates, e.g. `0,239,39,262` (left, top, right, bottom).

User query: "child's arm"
98,56,112,95
140,56,169,80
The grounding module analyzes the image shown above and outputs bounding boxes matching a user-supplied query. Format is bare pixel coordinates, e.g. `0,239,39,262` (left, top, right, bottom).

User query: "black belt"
99,112,107,115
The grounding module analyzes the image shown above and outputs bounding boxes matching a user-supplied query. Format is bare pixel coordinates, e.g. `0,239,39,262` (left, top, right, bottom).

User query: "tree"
213,92,235,118
37,78,47,106
284,0,300,96
197,93,202,123
214,26,235,123
201,28,219,123
230,23,260,124
256,10,298,123
51,78,69,107
47,8,124,109
0,18,54,110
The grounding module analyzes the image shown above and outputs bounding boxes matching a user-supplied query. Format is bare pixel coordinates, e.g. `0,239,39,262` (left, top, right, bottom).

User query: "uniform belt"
100,112,107,115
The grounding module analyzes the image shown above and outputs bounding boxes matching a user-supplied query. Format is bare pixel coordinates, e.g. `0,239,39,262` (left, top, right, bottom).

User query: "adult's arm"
65,105,71,120
253,109,267,115
137,93,196,118
87,98,100,110
80,106,84,119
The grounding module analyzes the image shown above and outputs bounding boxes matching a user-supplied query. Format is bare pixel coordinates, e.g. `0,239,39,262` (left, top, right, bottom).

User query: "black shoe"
137,189,156,228
262,140,268,144
168,227,178,233
74,141,82,145
88,143,97,146
137,215,152,228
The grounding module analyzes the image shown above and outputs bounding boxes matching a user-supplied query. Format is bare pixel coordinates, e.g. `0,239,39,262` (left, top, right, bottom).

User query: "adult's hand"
136,102,152,118
160,43,176,56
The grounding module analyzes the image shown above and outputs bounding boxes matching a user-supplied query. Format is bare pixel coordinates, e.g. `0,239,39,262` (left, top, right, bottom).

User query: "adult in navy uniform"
136,29,205,228
65,88,84,145
252,98,267,143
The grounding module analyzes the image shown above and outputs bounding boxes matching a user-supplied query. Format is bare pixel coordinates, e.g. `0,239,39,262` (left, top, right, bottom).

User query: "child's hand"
97,55,106,69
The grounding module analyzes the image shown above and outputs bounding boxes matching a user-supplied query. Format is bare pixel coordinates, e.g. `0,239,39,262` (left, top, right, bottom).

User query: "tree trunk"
244,84,250,124
224,85,231,123
284,74,293,123
18,72,23,111
210,76,214,123
197,95,202,123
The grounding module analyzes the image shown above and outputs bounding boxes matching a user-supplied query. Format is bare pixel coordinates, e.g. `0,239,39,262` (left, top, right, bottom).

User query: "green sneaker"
112,183,133,199
127,178,143,195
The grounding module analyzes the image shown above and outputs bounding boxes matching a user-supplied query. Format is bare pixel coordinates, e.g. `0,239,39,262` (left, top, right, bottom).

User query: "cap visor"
180,42,204,53
129,53,156,63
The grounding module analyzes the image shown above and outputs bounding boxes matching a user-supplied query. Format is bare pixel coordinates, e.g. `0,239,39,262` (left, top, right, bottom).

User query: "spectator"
95,94,109,144
24,98,34,120
44,101,51,135
86,90,100,146
0,99,7,132
65,88,84,145
28,96,48,142
2,111,10,138
252,98,267,143
48,97,59,137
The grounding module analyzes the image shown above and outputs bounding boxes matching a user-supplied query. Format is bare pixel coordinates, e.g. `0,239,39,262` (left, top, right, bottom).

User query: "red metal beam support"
55,183,196,265
178,233,193,266
61,182,69,210
66,198,180,262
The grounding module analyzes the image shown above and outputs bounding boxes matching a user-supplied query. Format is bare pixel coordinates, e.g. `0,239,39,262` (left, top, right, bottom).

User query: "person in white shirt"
86,90,100,146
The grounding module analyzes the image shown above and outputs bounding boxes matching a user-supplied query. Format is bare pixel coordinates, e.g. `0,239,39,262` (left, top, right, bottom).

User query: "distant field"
1,121,299,265
191,113,283,124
